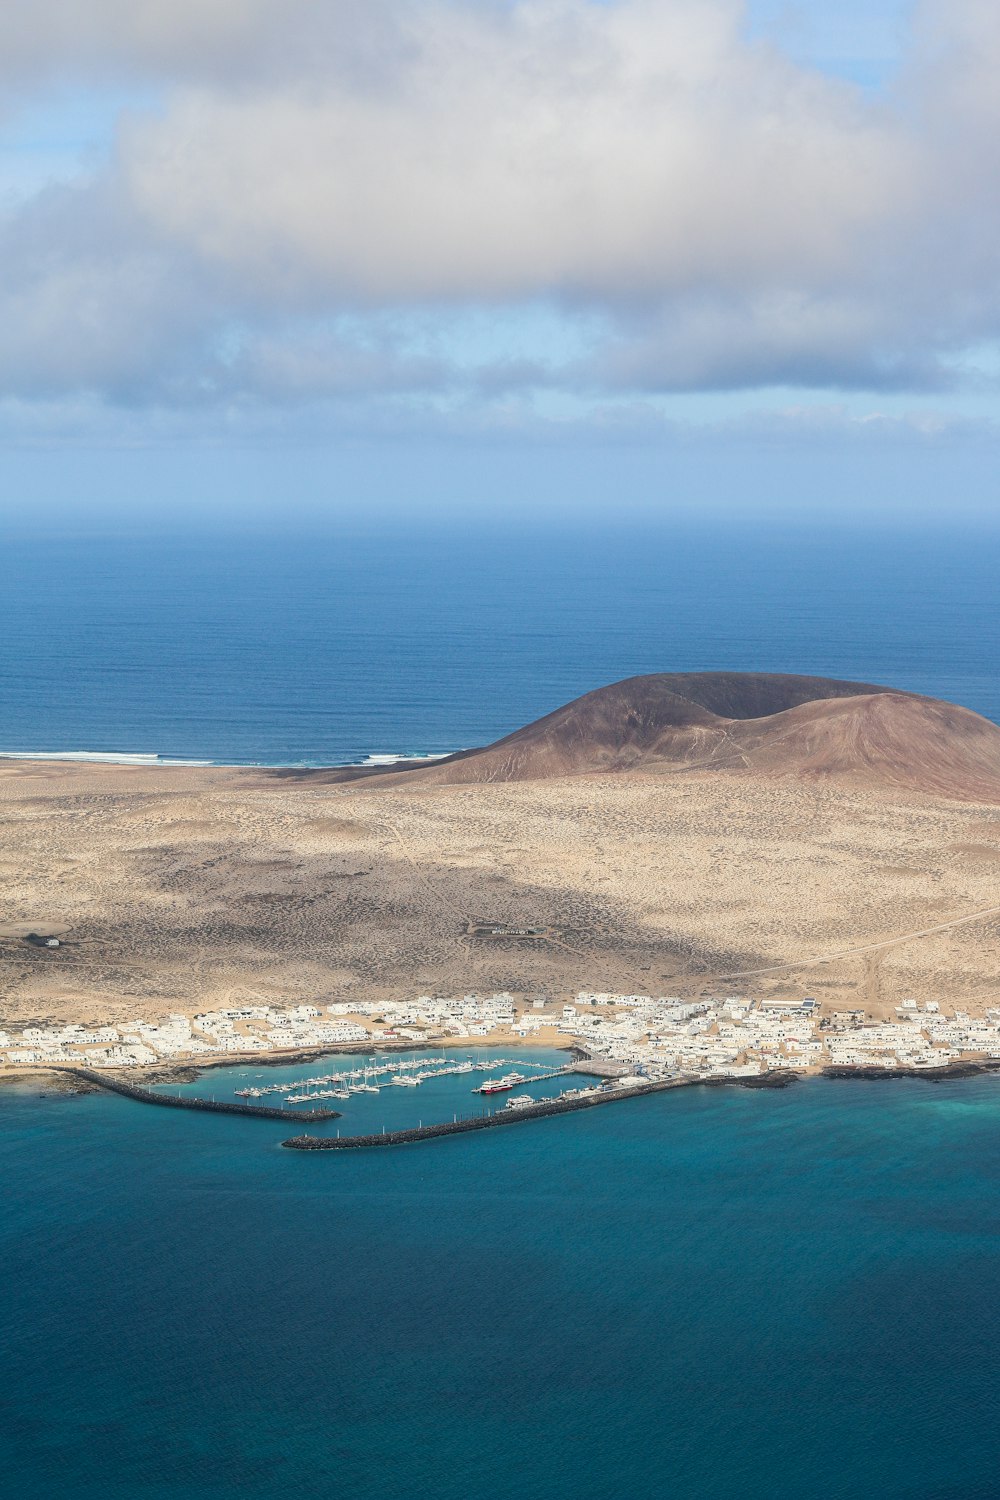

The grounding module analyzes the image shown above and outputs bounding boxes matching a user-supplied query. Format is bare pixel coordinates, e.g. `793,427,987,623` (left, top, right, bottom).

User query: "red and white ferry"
475,1072,528,1095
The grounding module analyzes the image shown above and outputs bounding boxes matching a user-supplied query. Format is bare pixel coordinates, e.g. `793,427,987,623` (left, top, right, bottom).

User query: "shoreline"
281,1058,1000,1153
8,1046,1000,1102
0,749,453,774
8,1052,1000,1152
821,1058,1000,1082
0,1032,576,1095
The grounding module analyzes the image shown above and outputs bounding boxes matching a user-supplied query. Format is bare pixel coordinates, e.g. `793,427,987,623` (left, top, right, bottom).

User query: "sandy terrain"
2,754,1000,1028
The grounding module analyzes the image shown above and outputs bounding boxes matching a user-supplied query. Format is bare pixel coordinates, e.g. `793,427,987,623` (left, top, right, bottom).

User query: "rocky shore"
822,1058,1000,1082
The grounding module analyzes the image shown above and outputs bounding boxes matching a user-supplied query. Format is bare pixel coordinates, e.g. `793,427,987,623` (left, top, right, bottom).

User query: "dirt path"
714,901,1000,982
377,813,473,930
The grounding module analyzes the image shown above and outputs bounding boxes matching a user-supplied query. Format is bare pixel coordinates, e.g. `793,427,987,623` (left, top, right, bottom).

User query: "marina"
230,1054,571,1110
283,1075,676,1149
136,1047,586,1138
36,1040,998,1148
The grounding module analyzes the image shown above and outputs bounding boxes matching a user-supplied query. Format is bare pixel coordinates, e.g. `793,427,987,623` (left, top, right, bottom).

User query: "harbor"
283,1074,679,1149
217,1050,578,1117
22,1046,665,1142
226,1054,574,1106
145,1046,605,1138
36,1042,996,1147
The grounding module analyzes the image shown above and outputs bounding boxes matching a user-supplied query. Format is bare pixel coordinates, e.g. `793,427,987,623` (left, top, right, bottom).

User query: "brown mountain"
380,672,1000,800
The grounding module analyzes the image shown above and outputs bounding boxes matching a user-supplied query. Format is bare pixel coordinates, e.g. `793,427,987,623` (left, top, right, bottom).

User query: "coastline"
821,1058,1000,1082
9,1049,1000,1155
8,1036,1000,1097
280,1057,1000,1152
0,1030,575,1095
0,748,452,774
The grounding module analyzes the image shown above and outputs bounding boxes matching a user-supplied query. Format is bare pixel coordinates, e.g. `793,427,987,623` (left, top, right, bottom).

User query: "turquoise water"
3,1072,1000,1499
153,1048,576,1134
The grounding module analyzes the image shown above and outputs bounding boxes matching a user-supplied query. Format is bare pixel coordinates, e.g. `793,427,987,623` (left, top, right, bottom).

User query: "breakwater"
282,1078,676,1150
53,1068,341,1122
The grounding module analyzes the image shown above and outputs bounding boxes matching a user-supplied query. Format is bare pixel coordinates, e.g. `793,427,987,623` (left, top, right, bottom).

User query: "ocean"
1,520,999,762
3,518,1000,1498
3,1070,1000,1499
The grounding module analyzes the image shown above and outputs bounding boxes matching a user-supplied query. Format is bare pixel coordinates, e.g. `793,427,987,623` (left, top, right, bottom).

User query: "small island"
4,673,1000,1113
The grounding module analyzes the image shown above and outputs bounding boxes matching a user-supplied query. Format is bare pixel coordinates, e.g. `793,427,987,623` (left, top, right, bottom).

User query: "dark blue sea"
3,1069,1000,1499
1,520,999,762
3,519,1000,1497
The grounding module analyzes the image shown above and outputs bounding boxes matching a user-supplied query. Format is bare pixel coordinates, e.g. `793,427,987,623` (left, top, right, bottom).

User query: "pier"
51,1068,341,1122
282,1077,678,1149
239,1055,569,1102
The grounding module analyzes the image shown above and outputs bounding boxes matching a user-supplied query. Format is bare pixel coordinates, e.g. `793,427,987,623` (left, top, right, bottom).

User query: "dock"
50,1068,341,1122
569,1057,632,1079
282,1077,678,1149
245,1055,567,1102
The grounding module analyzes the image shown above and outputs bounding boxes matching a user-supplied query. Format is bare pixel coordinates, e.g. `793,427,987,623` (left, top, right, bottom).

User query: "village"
3,987,1000,1081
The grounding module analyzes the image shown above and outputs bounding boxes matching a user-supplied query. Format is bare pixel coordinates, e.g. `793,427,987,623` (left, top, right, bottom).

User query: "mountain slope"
396,672,1000,800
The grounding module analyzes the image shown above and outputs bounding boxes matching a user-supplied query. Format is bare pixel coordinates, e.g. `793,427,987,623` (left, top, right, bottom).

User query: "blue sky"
0,0,998,525
745,0,912,86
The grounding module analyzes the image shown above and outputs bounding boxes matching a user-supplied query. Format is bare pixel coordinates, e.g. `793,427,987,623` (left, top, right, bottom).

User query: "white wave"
0,751,214,766
358,752,453,767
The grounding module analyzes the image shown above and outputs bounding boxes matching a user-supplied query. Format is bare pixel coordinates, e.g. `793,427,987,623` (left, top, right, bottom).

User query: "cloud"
0,1,424,92
120,2,906,306
0,0,999,426
581,293,945,394
0,1,315,82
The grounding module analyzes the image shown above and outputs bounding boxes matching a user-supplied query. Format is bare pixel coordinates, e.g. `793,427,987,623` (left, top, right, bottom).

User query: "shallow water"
153,1047,575,1134
3,1072,1000,1499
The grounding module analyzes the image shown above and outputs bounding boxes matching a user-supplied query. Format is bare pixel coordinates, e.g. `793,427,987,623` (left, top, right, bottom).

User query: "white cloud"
120,1,905,306
0,0,998,425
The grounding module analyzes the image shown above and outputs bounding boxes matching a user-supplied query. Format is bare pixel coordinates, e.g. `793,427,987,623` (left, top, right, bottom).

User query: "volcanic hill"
7,670,1000,1025
346,672,1000,801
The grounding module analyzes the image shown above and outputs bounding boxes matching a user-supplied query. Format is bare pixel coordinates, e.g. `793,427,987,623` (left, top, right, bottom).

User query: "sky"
0,0,998,526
